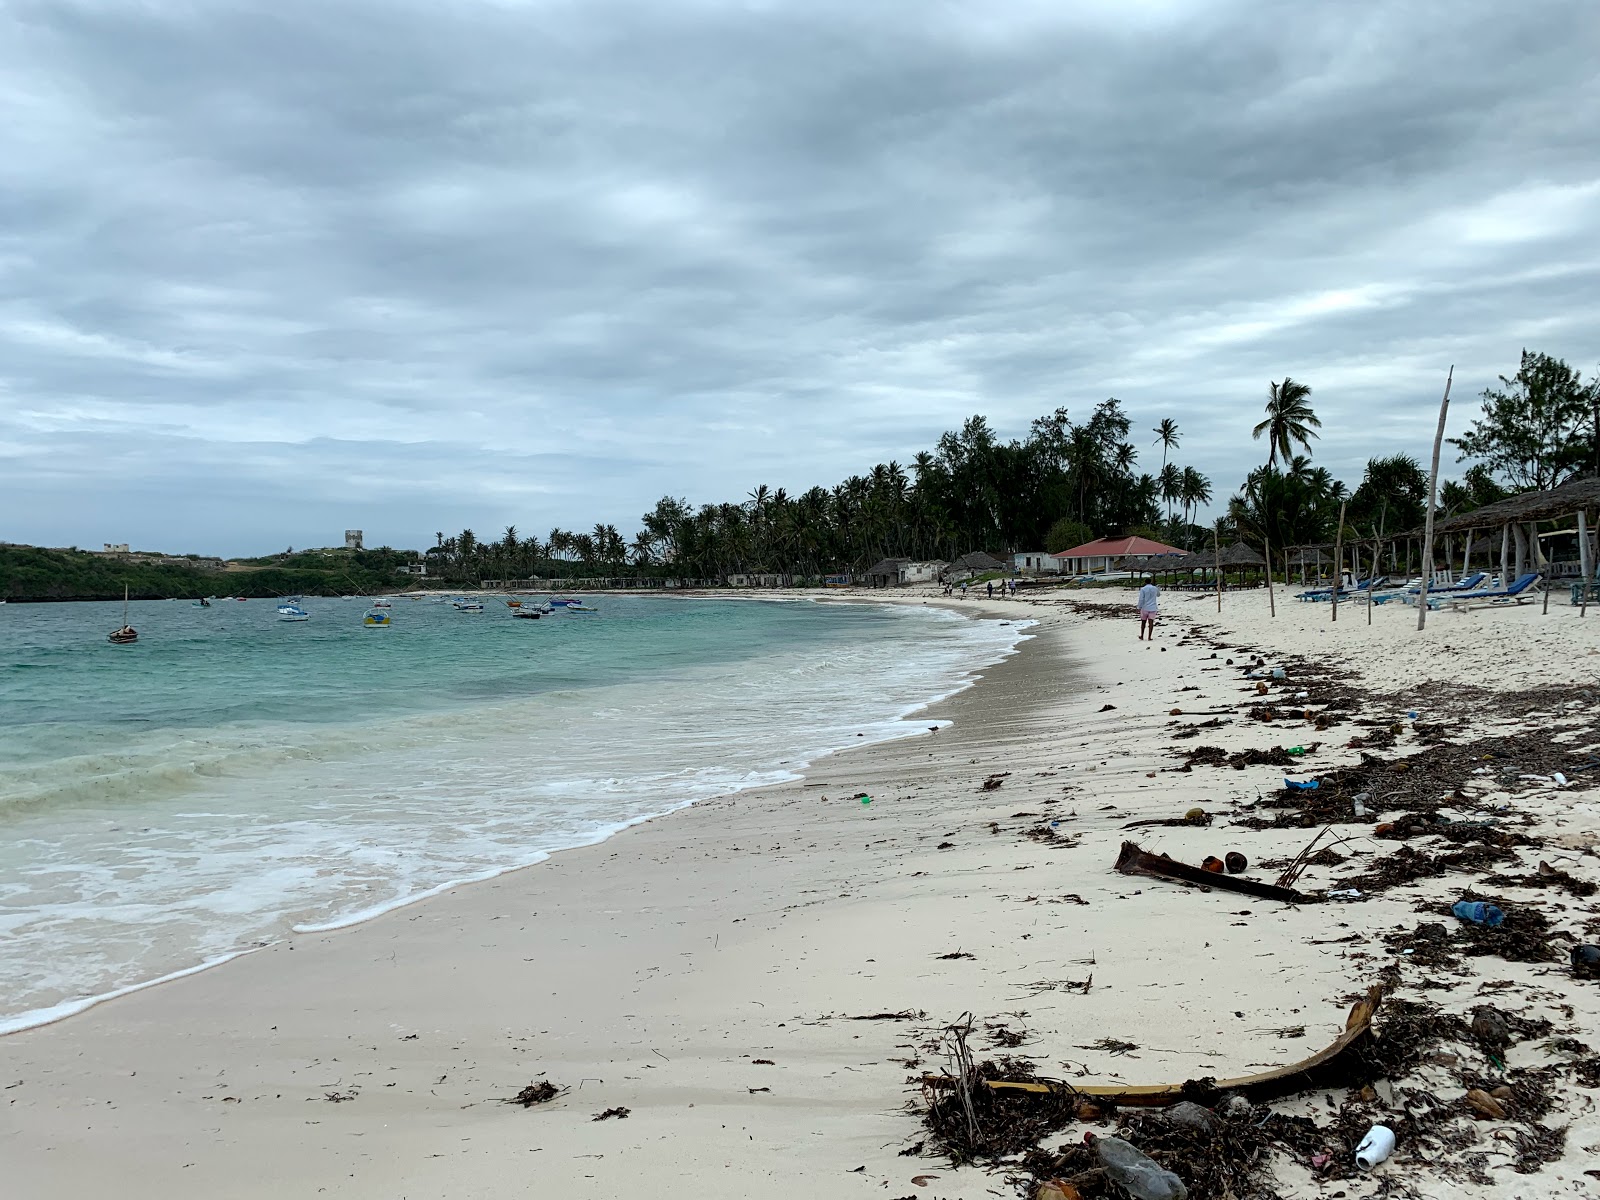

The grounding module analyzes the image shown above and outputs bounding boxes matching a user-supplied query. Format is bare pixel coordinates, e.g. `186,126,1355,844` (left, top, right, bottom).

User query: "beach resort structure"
943,551,1007,581
860,558,948,587
1053,534,1185,576
1012,551,1061,575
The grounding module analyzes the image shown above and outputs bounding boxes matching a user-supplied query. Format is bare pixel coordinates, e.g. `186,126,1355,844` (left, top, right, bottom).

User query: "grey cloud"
2,0,1599,554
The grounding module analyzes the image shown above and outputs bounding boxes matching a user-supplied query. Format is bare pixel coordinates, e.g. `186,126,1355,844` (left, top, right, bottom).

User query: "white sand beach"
7,585,1600,1199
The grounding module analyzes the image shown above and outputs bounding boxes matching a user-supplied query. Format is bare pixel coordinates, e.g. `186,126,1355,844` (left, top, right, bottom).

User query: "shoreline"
0,595,1030,1039
8,590,1600,1198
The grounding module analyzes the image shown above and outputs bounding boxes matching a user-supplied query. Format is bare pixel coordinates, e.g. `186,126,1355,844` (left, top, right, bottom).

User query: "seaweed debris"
1173,744,1317,772
1338,843,1519,894
502,1080,563,1107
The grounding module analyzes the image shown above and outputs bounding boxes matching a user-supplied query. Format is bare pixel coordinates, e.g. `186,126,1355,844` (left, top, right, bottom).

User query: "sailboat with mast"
108,586,138,644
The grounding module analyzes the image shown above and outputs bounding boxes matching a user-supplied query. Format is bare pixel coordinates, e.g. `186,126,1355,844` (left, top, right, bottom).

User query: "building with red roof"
1053,535,1186,575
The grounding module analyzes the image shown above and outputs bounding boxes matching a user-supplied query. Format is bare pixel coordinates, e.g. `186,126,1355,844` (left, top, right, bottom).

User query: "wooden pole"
1264,524,1275,615
1417,366,1452,630
1581,509,1592,618
1463,529,1474,579
1368,513,1385,627
1214,520,1223,613
1332,499,1347,623
1500,524,1511,590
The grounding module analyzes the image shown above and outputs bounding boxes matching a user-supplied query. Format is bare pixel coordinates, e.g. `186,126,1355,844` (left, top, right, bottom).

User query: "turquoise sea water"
0,594,1025,1031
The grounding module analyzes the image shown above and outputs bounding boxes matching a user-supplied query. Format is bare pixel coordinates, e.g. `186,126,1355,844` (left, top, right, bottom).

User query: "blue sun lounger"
1427,572,1541,609
1295,576,1386,602
1370,572,1487,606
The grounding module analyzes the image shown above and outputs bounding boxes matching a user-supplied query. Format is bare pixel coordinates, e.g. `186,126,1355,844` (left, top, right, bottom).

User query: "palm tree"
1252,378,1320,467
1152,418,1180,471
1179,466,1212,529
1158,462,1181,525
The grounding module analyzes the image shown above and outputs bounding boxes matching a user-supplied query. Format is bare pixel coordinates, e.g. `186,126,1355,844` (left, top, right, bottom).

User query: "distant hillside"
0,545,421,602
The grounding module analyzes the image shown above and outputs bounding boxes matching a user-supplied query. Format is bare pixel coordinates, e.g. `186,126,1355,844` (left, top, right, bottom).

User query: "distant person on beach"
986,581,994,599
1136,577,1160,641
960,582,967,599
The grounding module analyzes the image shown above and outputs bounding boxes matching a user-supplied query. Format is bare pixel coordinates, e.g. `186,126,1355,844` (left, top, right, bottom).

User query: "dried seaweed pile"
1480,863,1598,898
1383,899,1561,965
1019,1107,1280,1200
918,993,1584,1198
1239,726,1597,833
1174,743,1316,771
1337,843,1519,894
919,1018,1078,1167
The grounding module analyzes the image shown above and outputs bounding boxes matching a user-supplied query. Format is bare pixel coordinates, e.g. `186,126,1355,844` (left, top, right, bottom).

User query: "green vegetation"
0,545,418,602
10,347,1593,596
1451,350,1599,491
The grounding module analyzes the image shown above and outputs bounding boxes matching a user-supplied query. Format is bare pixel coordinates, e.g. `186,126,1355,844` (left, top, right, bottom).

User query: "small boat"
565,604,598,614
371,598,393,608
513,608,545,620
363,608,392,627
193,597,212,608
236,597,248,602
505,599,522,608
108,586,137,644
453,598,485,611
548,598,579,608
277,603,310,622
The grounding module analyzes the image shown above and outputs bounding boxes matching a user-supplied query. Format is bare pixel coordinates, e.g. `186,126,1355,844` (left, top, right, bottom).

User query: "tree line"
417,346,1600,585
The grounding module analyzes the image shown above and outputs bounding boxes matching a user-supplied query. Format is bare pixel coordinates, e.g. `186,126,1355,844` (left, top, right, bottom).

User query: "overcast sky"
2,0,1598,556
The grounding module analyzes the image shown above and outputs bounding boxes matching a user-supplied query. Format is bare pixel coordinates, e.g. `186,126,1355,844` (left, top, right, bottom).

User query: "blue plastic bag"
1452,900,1504,927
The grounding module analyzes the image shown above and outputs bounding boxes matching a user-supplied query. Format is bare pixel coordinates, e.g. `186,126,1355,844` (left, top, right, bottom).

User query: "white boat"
277,603,310,622
452,598,485,611
371,598,393,608
565,604,598,614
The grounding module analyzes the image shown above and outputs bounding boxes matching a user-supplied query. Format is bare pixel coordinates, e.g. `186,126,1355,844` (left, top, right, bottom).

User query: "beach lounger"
1370,572,1487,606
1429,572,1541,609
1295,577,1385,602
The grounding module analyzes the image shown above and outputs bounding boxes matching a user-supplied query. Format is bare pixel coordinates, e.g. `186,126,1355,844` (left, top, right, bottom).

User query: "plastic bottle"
1093,1136,1188,1200
1352,796,1370,818
1355,1124,1395,1169
1452,900,1505,927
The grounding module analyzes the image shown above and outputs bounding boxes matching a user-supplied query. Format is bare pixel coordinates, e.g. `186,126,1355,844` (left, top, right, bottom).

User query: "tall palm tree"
1179,466,1212,529
1158,462,1181,525
1152,418,1180,471
1252,378,1320,467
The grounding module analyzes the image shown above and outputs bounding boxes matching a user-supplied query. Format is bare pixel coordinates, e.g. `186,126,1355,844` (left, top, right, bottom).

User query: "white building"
1012,552,1060,575
344,530,364,551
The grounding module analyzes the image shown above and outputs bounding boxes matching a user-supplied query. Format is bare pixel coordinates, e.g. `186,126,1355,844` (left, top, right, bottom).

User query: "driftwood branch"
1114,840,1306,904
924,985,1384,1108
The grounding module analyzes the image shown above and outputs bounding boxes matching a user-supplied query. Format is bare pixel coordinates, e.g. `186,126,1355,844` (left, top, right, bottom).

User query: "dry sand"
6,584,1600,1198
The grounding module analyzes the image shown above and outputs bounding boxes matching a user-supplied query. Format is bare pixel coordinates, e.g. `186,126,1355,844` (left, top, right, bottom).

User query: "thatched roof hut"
862,557,909,581
1173,542,1265,571
947,551,1006,576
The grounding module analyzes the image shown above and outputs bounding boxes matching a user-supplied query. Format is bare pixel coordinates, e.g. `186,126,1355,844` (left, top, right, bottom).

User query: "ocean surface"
0,594,1026,1033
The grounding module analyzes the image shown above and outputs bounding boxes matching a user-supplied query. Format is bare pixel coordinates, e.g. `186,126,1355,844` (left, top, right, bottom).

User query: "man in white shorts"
1136,577,1160,641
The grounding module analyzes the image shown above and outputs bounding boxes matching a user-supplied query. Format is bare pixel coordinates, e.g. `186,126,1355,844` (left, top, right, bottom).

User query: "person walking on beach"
986,581,994,599
1136,576,1160,641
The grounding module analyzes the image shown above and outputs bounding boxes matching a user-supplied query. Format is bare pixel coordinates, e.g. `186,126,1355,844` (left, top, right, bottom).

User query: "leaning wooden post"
1264,524,1276,616
1416,366,1452,630
1581,509,1593,617
1368,513,1385,627
1331,499,1348,623
1213,520,1223,613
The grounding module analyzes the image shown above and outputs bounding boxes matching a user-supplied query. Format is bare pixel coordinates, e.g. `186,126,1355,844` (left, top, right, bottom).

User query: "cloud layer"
3,0,1598,554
